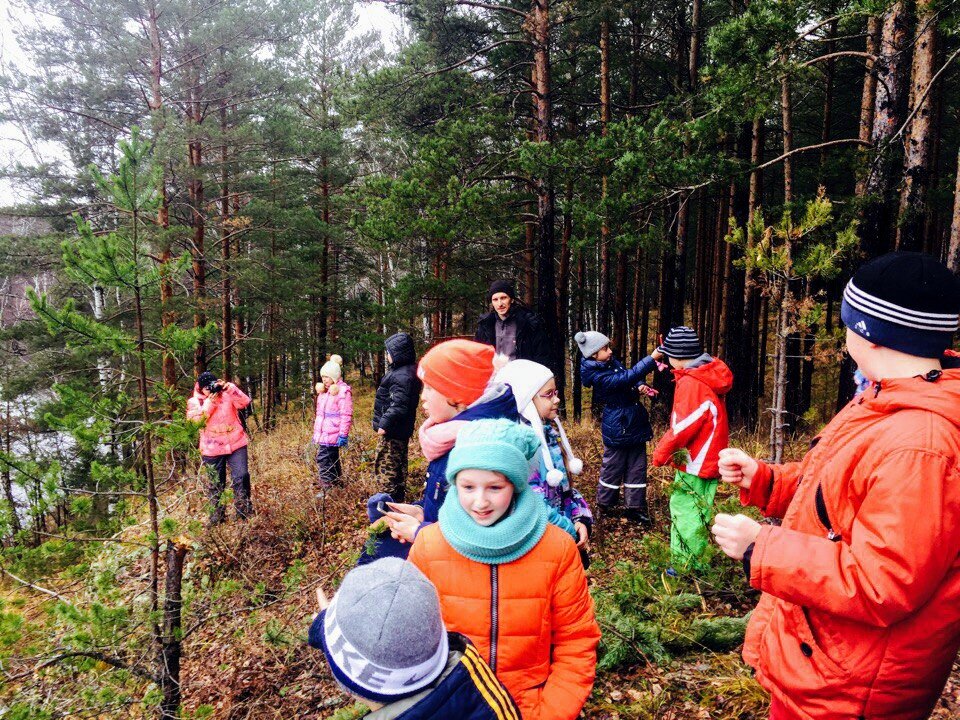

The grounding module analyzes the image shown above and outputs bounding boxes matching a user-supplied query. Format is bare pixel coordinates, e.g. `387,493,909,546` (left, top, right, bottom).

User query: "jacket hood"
456,382,521,423
863,368,960,430
675,357,733,395
385,332,416,368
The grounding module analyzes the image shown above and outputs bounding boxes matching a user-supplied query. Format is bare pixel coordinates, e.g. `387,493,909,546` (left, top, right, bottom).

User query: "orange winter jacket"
740,369,960,720
408,524,601,720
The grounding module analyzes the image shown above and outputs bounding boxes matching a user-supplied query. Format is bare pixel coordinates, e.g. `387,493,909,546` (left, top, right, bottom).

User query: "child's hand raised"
718,448,759,490
385,502,424,522
384,511,421,544
711,513,761,561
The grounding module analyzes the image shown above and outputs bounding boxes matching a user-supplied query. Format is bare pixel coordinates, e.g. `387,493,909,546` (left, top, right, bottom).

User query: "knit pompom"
574,331,586,344
567,457,584,475
545,468,564,487
315,382,323,394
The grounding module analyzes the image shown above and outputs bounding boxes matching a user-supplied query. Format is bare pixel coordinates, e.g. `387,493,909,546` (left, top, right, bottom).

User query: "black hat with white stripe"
659,326,703,359
840,252,960,359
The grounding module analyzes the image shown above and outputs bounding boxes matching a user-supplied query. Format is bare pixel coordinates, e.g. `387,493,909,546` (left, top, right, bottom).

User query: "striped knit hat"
841,252,960,359
659,326,703,359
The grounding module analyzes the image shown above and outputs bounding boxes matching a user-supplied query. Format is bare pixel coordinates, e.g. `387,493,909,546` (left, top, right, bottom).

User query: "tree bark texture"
896,0,938,252
861,2,910,258
159,540,189,720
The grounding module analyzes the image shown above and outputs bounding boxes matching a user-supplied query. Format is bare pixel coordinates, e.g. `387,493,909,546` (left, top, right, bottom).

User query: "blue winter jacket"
307,630,520,720
580,354,657,448
420,384,520,523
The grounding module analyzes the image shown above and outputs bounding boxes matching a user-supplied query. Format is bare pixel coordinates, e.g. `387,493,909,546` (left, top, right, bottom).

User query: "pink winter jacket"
312,381,353,446
186,383,251,458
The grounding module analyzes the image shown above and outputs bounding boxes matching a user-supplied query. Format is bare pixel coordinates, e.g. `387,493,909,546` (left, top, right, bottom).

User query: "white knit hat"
494,360,583,487
320,354,343,381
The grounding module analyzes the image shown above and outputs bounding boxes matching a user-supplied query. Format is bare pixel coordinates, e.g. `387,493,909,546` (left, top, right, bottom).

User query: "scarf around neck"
438,484,547,565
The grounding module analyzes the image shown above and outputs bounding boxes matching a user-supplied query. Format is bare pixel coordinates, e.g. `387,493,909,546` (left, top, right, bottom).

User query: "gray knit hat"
308,558,448,703
575,330,610,358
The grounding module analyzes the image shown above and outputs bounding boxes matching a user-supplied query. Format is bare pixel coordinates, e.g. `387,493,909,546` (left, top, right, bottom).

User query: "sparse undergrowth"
2,384,959,719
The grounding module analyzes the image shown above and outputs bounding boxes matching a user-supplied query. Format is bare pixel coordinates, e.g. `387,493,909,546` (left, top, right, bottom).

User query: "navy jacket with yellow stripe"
365,633,518,720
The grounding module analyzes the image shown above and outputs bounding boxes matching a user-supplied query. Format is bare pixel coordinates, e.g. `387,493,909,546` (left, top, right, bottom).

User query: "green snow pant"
669,470,718,569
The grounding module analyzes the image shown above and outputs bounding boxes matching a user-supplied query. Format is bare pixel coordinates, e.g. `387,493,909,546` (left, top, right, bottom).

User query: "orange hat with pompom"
417,340,495,406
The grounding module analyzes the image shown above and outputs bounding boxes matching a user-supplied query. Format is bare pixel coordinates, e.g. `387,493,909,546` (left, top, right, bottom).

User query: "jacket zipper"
489,564,499,672
814,483,842,542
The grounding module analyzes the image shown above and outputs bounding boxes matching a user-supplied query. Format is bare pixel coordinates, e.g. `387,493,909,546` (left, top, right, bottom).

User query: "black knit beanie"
197,371,219,391
488,279,516,303
840,252,960,359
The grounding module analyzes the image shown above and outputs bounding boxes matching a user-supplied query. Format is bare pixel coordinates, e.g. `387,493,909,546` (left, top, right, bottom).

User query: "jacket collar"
366,634,468,720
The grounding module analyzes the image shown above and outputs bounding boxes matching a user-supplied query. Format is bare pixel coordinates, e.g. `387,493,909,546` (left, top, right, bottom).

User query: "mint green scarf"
438,485,548,565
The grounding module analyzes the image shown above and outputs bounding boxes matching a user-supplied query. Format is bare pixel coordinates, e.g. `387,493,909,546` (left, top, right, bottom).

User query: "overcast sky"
0,0,406,206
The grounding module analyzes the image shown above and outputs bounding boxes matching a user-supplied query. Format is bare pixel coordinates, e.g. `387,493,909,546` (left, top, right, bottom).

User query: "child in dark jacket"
381,339,519,550
372,332,422,502
576,331,661,524
309,557,518,720
651,326,733,570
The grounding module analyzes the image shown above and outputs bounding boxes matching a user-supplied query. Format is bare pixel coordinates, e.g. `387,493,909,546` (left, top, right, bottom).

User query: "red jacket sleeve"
652,378,705,467
750,448,960,627
540,540,601,720
741,460,803,518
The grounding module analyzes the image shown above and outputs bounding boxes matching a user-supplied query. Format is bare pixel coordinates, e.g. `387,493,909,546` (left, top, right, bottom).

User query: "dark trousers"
597,444,648,512
203,446,252,524
374,436,409,503
315,445,343,487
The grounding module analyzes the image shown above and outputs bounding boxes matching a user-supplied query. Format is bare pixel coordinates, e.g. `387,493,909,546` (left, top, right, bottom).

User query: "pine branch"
4,650,160,685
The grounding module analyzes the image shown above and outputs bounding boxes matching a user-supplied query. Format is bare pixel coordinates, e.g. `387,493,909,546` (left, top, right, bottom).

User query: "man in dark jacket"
475,279,550,367
373,332,422,502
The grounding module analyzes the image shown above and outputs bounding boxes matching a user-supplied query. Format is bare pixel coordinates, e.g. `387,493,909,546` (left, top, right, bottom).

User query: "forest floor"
4,382,960,719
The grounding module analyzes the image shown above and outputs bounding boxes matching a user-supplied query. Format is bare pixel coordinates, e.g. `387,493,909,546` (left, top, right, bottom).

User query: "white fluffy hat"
321,354,343,381
494,360,583,487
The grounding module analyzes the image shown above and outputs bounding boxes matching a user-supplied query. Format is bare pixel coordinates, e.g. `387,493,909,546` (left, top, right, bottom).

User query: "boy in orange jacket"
651,326,733,570
712,252,960,720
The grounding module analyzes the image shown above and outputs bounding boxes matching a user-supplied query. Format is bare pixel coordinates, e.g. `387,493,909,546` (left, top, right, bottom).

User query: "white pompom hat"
494,359,583,487
321,354,343,381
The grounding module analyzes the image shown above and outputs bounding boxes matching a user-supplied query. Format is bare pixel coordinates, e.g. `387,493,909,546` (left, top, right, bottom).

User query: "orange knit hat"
417,339,495,406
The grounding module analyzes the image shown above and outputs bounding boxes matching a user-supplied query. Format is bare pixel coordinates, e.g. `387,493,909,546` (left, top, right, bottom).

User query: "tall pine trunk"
860,2,910,258
531,0,561,385
220,100,233,379
147,1,177,394
948,148,960,273
159,540,189,720
597,18,611,336
896,0,938,251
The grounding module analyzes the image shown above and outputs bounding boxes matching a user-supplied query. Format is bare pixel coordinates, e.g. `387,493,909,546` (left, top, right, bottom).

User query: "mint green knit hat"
445,419,540,492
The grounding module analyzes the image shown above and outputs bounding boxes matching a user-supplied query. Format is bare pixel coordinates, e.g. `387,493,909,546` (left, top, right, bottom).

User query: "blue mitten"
337,435,349,447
